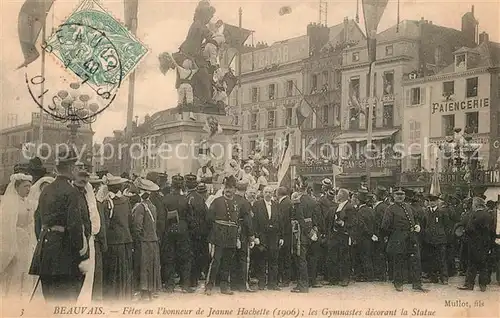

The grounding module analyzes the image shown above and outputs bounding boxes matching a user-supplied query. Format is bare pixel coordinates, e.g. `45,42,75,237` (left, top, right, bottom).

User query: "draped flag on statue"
277,132,293,187
17,0,55,69
362,0,389,64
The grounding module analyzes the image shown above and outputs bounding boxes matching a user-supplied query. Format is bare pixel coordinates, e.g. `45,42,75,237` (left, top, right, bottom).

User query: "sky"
1,0,499,143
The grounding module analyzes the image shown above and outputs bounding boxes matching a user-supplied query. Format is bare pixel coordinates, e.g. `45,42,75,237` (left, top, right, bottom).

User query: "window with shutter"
415,121,421,143
409,121,415,143
405,89,410,106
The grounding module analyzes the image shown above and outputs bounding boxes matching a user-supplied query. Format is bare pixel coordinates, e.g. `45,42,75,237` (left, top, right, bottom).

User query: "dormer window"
385,45,393,56
455,53,466,69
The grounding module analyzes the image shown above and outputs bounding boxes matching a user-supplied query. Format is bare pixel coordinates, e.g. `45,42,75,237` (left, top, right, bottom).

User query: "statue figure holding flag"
158,0,251,114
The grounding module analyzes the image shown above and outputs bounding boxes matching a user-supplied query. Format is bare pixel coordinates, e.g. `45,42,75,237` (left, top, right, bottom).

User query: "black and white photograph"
0,0,499,317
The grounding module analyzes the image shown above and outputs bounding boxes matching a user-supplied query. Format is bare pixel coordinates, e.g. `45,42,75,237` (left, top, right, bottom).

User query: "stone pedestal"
151,111,239,177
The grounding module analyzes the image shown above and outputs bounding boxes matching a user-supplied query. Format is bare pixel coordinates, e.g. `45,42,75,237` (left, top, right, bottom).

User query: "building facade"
299,19,365,181
0,112,93,184
235,35,310,160
402,34,500,172
337,14,475,188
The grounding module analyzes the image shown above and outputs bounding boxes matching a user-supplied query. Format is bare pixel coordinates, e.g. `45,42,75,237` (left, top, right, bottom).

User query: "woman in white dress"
0,173,35,300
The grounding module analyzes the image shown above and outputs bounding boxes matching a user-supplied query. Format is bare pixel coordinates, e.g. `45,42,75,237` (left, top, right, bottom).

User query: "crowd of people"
0,149,499,305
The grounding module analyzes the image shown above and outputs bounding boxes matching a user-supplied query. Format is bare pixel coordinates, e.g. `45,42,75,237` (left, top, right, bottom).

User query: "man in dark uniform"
160,175,195,293
205,176,240,295
146,172,167,241
422,194,452,284
231,181,256,292
381,188,428,292
277,186,293,287
291,177,319,293
29,150,90,302
185,173,209,288
355,189,376,282
458,196,495,292
373,186,390,281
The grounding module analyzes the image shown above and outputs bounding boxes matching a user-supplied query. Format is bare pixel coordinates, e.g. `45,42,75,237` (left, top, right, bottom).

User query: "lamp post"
48,82,100,166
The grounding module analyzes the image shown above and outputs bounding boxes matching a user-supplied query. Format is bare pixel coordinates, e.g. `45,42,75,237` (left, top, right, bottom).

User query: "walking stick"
29,277,40,303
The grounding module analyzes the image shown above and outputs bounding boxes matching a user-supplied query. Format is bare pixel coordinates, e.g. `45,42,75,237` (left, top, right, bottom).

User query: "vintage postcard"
0,0,499,317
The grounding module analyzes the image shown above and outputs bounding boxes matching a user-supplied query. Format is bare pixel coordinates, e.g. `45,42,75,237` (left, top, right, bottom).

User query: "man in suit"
29,150,89,302
231,181,256,292
381,188,428,292
373,186,390,281
355,189,376,282
253,186,283,290
146,172,167,243
185,174,209,288
291,177,319,293
277,186,293,287
423,194,452,284
317,180,335,283
326,188,354,286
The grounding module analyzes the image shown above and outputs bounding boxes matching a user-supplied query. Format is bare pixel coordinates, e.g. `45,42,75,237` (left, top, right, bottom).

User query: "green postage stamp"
43,0,148,95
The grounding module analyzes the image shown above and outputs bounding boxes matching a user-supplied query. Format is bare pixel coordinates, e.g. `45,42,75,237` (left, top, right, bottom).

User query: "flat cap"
196,183,208,193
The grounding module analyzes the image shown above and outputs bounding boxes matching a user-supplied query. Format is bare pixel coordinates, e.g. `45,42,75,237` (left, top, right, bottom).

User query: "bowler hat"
321,178,332,187
427,194,439,201
55,148,78,165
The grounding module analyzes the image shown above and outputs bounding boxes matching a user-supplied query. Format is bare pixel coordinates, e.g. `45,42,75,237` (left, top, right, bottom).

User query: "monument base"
145,111,239,178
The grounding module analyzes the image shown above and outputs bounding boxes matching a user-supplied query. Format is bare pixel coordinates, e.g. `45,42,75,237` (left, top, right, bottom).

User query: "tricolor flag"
17,0,55,69
296,98,313,129
362,0,389,63
349,80,364,118
277,132,293,188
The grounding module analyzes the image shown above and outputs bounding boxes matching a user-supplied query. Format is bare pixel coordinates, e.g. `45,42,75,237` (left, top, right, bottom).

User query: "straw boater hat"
103,173,128,186
134,178,160,192
321,178,332,187
89,174,102,184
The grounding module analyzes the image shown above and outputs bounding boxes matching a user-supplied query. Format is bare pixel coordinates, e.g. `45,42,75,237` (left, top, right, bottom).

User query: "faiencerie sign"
431,98,489,114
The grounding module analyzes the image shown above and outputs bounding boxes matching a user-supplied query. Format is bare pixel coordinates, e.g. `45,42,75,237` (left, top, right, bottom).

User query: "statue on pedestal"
158,0,251,114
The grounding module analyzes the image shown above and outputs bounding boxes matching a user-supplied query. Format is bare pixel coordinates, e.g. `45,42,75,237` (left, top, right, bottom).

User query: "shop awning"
332,129,399,143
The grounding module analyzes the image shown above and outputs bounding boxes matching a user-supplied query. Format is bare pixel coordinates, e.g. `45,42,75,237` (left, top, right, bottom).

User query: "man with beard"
205,176,239,295
325,188,354,286
382,188,427,292
422,194,452,285
231,181,256,292
161,175,195,293
373,186,390,281
277,186,293,287
458,196,495,292
29,150,90,302
291,177,320,293
317,179,334,283
253,186,283,290
185,174,209,288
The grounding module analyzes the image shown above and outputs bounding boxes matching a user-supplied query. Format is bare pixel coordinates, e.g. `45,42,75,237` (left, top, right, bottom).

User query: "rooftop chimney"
462,7,478,46
479,31,489,44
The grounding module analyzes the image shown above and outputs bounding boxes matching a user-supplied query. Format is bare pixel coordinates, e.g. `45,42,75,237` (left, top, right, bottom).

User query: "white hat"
103,173,128,186
89,174,103,184
243,163,252,169
134,177,159,192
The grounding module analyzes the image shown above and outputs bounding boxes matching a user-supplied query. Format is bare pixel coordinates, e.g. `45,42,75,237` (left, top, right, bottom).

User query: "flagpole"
366,63,375,190
125,2,138,175
39,1,48,147
237,7,242,139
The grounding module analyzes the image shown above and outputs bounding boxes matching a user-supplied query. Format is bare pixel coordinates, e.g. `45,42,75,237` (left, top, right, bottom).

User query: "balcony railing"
398,169,500,187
